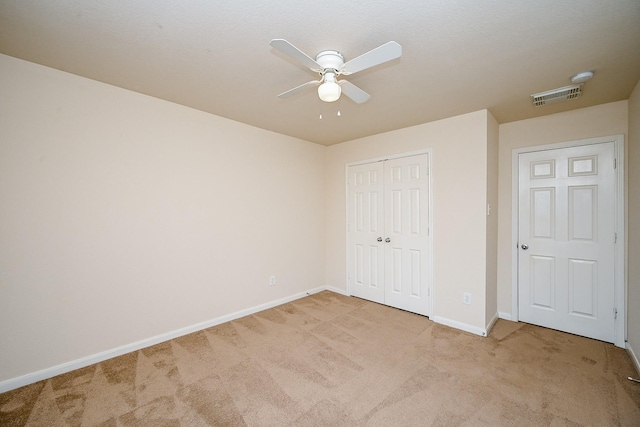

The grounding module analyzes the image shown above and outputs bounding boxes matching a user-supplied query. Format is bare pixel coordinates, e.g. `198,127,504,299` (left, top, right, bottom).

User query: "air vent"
531,84,583,107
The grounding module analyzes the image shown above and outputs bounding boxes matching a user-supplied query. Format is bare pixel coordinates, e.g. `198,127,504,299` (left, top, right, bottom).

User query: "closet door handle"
385,238,391,243
377,237,383,242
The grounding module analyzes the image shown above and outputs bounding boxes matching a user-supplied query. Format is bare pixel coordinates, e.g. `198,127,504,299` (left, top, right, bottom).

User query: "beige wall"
0,54,327,383
627,80,640,368
496,101,628,317
2,51,636,388
326,110,494,332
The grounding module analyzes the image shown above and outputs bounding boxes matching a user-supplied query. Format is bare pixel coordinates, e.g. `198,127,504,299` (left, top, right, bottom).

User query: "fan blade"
277,80,321,98
270,39,323,72
341,41,402,75
340,80,371,104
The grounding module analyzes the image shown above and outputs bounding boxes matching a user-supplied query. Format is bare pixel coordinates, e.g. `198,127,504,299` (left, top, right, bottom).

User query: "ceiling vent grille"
531,84,583,107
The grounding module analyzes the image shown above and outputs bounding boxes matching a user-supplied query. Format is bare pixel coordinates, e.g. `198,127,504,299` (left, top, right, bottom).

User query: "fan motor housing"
315,50,344,70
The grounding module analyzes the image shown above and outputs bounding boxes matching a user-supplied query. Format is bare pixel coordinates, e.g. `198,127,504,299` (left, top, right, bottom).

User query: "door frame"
511,135,625,347
345,149,434,316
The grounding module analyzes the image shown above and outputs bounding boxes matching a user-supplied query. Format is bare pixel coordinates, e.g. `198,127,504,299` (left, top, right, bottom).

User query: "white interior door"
347,153,430,316
383,155,430,315
347,161,385,304
518,142,616,342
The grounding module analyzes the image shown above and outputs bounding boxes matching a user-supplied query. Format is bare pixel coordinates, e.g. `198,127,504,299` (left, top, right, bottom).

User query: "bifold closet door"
383,155,429,315
347,161,385,304
347,153,430,316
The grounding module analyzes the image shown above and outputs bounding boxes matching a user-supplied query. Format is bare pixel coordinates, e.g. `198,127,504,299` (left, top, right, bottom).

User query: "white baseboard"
431,316,488,337
627,342,640,376
498,311,513,321
324,285,349,296
485,312,499,335
0,287,339,394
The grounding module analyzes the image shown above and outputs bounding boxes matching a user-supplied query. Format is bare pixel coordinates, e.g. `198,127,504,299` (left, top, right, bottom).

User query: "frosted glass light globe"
318,81,341,102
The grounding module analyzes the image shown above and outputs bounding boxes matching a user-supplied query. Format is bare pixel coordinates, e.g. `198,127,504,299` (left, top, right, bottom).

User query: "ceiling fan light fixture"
318,72,341,102
270,39,402,104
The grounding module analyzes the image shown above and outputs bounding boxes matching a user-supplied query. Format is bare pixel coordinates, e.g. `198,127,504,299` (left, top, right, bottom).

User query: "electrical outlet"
463,293,472,305
269,275,276,286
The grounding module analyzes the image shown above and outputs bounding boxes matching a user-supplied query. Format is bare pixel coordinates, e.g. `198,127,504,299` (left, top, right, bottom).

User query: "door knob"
521,244,529,250
377,237,383,242
385,238,391,243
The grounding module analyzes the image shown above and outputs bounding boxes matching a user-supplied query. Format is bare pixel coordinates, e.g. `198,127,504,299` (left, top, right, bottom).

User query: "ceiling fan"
270,39,402,104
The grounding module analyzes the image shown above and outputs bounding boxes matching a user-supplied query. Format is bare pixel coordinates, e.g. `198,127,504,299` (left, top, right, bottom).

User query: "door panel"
531,188,554,238
568,186,596,240
518,142,615,342
568,259,597,317
530,255,555,310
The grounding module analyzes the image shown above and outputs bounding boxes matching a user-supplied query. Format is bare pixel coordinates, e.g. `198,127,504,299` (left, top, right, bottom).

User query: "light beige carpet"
1,291,639,426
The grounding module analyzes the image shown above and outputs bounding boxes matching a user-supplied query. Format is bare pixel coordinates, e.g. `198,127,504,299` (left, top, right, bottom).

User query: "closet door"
347,153,430,316
347,161,385,303
383,154,430,315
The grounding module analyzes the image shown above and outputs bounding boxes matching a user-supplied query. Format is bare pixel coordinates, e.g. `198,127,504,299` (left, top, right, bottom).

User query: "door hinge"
614,307,618,319
614,232,618,243
614,158,617,169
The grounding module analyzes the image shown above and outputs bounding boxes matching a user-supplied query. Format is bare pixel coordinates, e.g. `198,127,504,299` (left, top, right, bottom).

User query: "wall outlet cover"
463,293,472,305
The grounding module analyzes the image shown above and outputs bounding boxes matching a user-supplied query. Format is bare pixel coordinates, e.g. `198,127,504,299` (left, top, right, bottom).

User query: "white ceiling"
1,0,639,146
